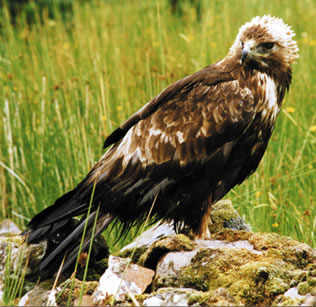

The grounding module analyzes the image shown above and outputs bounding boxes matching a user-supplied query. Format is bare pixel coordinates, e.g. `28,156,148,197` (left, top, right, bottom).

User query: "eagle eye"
260,42,274,50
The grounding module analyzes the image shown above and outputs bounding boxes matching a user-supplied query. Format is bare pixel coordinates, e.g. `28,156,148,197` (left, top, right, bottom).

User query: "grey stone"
92,256,154,304
122,222,176,251
143,287,199,306
18,286,56,306
0,235,25,303
0,219,21,236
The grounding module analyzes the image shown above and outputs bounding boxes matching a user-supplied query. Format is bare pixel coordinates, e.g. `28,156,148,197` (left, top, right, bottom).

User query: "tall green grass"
0,0,315,249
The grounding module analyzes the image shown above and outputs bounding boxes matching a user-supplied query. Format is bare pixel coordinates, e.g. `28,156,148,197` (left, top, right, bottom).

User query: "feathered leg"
196,194,213,239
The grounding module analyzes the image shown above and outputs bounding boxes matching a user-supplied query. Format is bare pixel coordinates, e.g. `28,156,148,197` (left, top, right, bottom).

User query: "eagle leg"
195,195,213,240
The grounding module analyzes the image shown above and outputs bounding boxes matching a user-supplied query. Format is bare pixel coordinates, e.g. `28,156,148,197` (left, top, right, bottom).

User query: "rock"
55,278,98,305
303,294,316,306
0,234,46,304
153,239,263,291
1,199,313,306
118,222,176,264
19,285,56,306
272,287,307,306
210,200,251,232
119,233,195,269
119,200,250,264
73,295,94,306
92,255,155,304
19,278,98,306
122,222,176,251
0,235,23,303
142,287,241,306
0,220,21,236
25,241,48,275
0,234,47,275
192,287,242,306
143,287,201,306
139,234,196,269
154,250,199,288
149,231,315,305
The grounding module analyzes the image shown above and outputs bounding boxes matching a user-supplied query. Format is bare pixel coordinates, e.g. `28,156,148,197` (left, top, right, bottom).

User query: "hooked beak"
241,50,248,63
241,40,255,64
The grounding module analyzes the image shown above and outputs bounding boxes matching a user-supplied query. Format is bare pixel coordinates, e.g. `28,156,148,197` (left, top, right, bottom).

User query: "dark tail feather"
26,187,90,233
39,211,97,271
38,213,114,275
60,214,114,273
25,218,71,243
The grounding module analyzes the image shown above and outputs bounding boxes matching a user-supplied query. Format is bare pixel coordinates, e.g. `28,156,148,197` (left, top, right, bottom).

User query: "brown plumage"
25,15,299,276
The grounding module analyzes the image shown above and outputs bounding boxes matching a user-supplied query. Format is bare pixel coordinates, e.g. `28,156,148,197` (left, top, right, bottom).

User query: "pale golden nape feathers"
228,15,299,70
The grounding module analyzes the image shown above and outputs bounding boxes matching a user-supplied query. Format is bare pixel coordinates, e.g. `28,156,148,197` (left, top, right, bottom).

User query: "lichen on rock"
1,200,315,306
209,200,251,233
138,234,196,270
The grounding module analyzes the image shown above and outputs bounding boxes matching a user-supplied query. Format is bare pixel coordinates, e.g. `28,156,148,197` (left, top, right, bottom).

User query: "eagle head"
229,15,299,73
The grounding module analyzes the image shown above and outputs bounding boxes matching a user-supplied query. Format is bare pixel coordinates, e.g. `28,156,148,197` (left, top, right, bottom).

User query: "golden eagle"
25,16,299,274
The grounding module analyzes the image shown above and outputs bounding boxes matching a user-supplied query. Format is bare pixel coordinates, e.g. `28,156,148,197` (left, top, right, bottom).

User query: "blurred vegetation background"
0,0,315,250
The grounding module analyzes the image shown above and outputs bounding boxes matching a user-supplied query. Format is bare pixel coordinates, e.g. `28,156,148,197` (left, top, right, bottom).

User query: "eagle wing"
28,65,256,233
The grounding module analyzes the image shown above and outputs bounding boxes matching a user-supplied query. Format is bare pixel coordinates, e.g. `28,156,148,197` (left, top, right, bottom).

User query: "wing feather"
28,65,256,235
103,64,234,148
83,74,256,227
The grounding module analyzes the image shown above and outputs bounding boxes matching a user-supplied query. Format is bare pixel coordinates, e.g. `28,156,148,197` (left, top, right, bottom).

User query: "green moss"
14,200,315,306
102,294,116,306
177,248,255,292
139,234,195,269
179,264,217,291
297,273,316,295
187,288,240,306
308,269,316,277
55,278,98,305
0,235,24,246
308,277,316,286
211,200,240,223
248,233,313,268
74,257,108,281
268,277,290,294
36,279,55,290
93,258,109,275
116,246,148,264
134,293,151,304
187,291,213,305
161,244,300,305
212,229,251,241
273,295,304,306
297,281,310,295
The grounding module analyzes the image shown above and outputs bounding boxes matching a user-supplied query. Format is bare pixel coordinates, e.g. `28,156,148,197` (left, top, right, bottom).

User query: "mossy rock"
248,232,314,268
210,200,250,233
55,278,98,305
115,245,148,264
152,231,315,305
139,234,195,269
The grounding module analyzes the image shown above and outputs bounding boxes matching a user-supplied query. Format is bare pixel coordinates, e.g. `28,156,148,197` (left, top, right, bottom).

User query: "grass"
0,0,315,256
1,238,28,305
